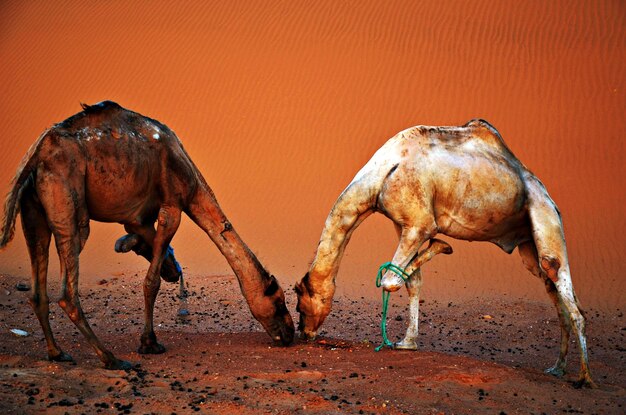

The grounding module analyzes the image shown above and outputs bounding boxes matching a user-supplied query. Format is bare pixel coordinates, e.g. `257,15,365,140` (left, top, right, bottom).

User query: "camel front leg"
138,207,181,355
378,227,430,293
394,268,423,350
394,239,452,350
115,225,183,283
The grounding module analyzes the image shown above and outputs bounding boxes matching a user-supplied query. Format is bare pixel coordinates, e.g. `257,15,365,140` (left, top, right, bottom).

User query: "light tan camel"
295,119,594,388
0,101,294,370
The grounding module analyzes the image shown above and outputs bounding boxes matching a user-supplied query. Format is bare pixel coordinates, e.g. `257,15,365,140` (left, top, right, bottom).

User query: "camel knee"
157,207,181,231
155,208,182,250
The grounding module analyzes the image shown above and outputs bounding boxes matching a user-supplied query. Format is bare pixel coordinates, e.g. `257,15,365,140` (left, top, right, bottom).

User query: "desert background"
0,1,624,310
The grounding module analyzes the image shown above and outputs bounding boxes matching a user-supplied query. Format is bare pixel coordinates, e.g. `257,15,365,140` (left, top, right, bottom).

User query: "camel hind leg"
20,191,72,362
519,241,571,377
525,178,595,387
37,173,130,370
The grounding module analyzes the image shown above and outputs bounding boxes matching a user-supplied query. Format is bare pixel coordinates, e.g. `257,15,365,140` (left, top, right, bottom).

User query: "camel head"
252,274,295,346
294,273,332,340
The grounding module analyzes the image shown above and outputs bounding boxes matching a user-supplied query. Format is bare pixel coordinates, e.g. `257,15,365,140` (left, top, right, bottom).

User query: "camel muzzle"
269,324,295,346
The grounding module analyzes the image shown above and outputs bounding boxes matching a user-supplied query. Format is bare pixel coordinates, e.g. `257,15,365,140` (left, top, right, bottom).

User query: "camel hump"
465,118,501,137
464,118,509,148
55,101,125,130
79,100,123,113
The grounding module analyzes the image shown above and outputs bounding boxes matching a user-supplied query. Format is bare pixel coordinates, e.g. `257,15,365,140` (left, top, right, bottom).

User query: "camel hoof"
301,333,316,342
430,238,453,255
114,234,141,253
544,365,566,378
138,342,166,355
49,351,74,363
160,262,182,283
572,375,598,389
105,358,132,371
160,246,182,283
394,340,418,351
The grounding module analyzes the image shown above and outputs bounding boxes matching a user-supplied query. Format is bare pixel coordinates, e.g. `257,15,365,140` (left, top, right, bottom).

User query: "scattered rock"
15,282,30,291
10,328,29,337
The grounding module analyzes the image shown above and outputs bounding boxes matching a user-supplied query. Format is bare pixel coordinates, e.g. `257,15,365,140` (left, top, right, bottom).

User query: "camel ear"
294,281,303,295
264,275,280,296
295,273,311,296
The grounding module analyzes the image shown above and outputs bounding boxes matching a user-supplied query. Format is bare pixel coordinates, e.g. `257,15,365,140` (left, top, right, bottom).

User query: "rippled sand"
0,1,624,310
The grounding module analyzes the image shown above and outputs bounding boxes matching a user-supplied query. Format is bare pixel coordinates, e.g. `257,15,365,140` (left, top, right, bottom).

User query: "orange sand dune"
0,1,624,310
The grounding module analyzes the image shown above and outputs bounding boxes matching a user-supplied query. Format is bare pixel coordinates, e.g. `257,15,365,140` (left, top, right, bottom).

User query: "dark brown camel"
0,101,294,370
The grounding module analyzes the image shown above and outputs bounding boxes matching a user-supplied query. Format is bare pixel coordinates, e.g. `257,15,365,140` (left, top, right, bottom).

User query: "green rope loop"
374,262,410,352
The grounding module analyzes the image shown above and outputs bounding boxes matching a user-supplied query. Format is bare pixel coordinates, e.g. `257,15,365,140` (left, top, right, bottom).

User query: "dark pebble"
15,282,30,291
58,398,74,407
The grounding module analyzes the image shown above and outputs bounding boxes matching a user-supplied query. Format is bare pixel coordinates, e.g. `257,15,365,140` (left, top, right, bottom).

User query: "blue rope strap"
165,245,183,274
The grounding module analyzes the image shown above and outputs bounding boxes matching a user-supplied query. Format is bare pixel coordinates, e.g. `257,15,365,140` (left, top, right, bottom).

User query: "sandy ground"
0,272,623,414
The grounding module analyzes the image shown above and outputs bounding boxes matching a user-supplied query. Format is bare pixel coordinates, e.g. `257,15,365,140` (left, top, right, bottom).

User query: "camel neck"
308,181,375,291
214,222,270,294
187,182,270,299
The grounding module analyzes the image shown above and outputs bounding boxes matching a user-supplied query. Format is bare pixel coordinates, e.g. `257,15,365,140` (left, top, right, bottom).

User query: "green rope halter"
375,262,411,351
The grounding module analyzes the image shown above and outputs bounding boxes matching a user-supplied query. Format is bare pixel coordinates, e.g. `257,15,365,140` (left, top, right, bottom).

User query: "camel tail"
0,130,47,249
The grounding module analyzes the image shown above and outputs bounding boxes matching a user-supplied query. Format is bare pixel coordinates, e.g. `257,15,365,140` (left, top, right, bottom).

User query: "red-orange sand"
0,0,624,308
0,1,624,413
